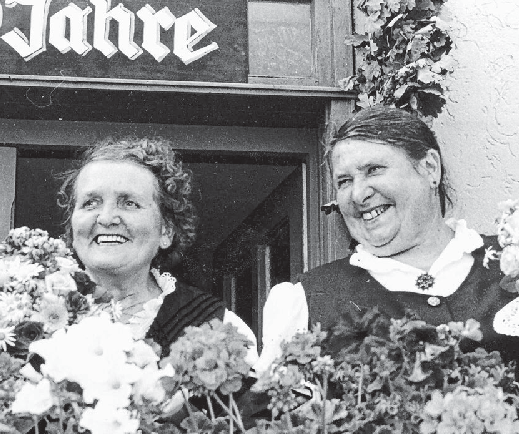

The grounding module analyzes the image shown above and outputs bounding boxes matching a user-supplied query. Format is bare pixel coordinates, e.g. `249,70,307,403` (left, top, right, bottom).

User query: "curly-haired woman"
58,136,258,362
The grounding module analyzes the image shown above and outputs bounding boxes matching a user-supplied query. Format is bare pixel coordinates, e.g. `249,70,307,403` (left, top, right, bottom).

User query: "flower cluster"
484,199,519,292
9,313,175,434
253,308,518,434
0,227,97,356
162,319,252,397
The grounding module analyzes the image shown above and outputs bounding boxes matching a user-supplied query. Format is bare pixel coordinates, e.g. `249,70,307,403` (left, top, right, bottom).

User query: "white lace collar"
349,219,484,297
125,269,176,340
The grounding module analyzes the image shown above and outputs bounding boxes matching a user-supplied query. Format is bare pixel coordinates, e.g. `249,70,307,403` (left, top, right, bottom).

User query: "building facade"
0,0,355,341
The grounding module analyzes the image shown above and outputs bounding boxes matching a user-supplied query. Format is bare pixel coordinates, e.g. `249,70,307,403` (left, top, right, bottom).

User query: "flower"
0,326,15,351
31,295,69,332
500,245,519,277
0,292,32,325
44,271,77,296
80,402,139,434
132,363,175,404
11,379,55,415
8,321,44,356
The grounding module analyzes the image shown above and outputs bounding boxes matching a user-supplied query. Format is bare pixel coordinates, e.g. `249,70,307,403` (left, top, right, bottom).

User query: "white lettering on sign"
0,0,218,63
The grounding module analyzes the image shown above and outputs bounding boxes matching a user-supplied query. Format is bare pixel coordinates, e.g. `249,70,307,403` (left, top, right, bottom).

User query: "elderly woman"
259,106,519,371
58,136,258,363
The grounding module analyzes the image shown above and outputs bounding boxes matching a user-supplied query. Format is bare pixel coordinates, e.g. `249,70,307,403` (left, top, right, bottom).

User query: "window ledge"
0,74,356,99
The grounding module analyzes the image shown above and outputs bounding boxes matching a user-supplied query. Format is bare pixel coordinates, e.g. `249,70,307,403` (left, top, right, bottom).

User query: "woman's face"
71,161,173,278
331,139,439,257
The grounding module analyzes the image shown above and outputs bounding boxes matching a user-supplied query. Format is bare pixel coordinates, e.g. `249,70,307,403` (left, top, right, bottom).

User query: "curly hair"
326,105,453,217
58,136,197,268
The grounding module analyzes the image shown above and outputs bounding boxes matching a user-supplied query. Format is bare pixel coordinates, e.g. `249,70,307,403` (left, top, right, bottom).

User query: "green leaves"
343,0,453,119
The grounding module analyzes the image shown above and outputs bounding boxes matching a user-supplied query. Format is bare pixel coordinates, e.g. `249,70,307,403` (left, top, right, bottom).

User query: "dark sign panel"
0,0,248,83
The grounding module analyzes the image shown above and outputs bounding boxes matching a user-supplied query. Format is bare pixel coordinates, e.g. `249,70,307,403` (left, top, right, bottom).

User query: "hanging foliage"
341,0,454,119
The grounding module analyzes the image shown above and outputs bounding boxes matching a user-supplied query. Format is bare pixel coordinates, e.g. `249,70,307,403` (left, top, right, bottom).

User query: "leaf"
387,13,404,28
500,275,519,293
417,67,440,84
345,34,370,46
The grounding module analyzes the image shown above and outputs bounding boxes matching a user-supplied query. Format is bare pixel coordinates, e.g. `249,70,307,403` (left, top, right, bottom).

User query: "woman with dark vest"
58,136,258,362
260,106,519,370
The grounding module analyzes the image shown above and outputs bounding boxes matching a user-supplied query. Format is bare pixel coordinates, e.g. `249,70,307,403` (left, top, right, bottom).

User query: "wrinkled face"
71,161,173,278
331,139,437,257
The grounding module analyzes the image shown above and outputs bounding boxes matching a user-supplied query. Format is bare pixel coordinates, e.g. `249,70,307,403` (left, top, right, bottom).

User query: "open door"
213,165,305,348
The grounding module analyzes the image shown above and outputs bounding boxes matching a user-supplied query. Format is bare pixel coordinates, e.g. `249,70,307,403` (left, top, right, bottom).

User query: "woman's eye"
81,198,99,209
368,165,383,175
337,178,353,188
123,200,140,209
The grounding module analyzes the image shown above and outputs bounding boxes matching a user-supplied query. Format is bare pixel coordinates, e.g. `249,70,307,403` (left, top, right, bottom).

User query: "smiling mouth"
361,205,391,221
94,235,129,245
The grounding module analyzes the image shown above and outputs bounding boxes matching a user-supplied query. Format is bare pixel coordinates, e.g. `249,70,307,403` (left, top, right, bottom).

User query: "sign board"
0,0,248,83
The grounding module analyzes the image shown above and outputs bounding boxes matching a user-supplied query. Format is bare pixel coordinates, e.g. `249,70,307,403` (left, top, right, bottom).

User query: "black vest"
300,235,519,363
146,281,226,357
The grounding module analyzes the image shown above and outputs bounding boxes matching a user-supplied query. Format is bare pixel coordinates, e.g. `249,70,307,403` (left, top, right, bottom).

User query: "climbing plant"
341,0,454,119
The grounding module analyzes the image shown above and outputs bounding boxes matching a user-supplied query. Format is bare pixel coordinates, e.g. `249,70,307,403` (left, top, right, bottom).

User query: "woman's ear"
160,225,174,249
420,149,442,187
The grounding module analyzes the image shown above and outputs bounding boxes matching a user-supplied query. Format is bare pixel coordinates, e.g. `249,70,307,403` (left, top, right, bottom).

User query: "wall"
435,0,519,234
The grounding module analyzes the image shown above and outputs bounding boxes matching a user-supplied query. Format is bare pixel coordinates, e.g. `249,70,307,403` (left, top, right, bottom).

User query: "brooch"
427,296,441,307
416,272,435,291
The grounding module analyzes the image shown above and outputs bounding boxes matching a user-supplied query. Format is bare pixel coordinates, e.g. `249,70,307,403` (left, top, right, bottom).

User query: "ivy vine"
341,0,454,119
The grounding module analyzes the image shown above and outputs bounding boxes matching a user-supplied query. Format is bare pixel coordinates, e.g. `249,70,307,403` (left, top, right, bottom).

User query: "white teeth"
96,235,128,244
362,205,390,221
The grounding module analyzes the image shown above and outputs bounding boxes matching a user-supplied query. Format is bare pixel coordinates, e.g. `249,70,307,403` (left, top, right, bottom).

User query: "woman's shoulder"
162,279,226,312
299,254,367,287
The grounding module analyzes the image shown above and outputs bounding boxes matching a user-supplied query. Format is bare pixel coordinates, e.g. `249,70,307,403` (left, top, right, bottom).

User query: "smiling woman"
57,137,258,364
260,106,519,373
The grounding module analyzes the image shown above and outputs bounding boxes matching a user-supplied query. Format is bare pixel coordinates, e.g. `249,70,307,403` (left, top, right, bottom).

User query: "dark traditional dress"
300,235,519,363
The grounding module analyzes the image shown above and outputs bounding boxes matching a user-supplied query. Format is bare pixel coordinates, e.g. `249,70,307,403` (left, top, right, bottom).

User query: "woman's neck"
386,219,455,271
88,267,160,302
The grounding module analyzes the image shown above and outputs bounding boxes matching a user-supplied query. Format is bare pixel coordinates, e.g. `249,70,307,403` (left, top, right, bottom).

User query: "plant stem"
181,389,194,419
206,394,216,421
211,393,245,432
33,416,39,434
357,365,364,406
231,393,244,431
229,395,233,434
322,373,329,434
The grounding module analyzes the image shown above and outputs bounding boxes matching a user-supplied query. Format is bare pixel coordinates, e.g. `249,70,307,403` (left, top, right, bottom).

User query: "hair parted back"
58,136,197,268
327,105,452,216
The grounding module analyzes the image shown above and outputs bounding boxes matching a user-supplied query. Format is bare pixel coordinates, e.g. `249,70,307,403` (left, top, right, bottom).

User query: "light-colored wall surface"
435,0,519,234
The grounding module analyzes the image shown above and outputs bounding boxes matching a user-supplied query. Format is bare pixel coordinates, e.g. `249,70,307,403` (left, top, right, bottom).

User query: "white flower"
0,326,15,351
500,245,519,277
0,292,32,324
133,363,174,405
19,363,43,383
126,340,160,368
44,272,77,296
55,257,80,274
483,246,499,269
11,379,55,415
0,257,43,282
80,402,139,434
32,295,69,332
80,360,142,407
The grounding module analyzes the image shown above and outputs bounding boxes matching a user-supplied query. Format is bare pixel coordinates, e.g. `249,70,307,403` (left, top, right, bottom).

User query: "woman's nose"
96,204,121,226
351,178,374,205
